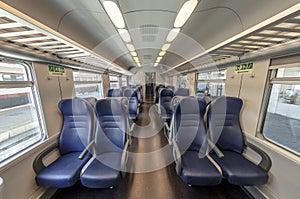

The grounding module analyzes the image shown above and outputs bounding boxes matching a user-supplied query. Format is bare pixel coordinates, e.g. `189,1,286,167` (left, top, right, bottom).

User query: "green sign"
48,65,65,76
235,62,254,74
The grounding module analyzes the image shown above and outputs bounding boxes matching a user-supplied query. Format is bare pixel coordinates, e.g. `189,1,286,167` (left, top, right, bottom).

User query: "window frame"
0,61,47,165
260,63,300,156
196,69,227,97
73,70,104,99
109,75,120,89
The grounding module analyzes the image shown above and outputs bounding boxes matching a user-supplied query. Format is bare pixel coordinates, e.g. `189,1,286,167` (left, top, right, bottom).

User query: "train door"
145,72,155,101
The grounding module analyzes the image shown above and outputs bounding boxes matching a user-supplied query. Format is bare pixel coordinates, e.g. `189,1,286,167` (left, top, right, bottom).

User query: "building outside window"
262,66,300,156
73,71,103,99
196,70,226,97
0,62,46,164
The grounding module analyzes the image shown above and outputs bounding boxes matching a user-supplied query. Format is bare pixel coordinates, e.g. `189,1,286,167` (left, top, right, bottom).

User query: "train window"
178,75,187,88
196,70,226,97
262,66,300,156
73,71,103,99
0,62,46,164
109,75,120,89
122,76,127,87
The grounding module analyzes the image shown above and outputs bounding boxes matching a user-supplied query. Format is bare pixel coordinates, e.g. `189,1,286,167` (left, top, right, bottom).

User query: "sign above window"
235,62,254,74
48,65,65,76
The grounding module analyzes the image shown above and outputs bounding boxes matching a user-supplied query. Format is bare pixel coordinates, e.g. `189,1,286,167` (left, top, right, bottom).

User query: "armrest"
164,122,170,132
207,139,224,158
246,141,272,172
121,139,130,178
78,140,94,160
33,143,58,174
172,139,182,175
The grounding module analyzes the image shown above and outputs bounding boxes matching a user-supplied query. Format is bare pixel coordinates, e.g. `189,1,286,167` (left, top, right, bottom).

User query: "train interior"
0,0,300,198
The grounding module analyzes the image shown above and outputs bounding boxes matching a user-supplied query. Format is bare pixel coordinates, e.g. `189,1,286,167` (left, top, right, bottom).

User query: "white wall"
226,60,300,199
0,62,74,199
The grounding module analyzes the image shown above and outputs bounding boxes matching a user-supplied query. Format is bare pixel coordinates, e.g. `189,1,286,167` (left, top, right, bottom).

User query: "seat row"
155,84,190,104
33,98,132,189
108,87,141,120
166,96,272,186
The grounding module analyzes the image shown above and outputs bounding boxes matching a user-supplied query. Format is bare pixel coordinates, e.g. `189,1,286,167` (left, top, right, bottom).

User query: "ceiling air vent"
139,24,158,35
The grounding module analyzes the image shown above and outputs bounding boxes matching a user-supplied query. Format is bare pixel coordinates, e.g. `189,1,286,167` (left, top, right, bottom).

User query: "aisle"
51,101,250,199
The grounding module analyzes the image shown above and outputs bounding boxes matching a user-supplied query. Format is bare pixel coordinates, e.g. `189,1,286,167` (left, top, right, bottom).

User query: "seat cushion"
36,152,91,188
211,151,268,186
81,152,122,188
181,151,222,186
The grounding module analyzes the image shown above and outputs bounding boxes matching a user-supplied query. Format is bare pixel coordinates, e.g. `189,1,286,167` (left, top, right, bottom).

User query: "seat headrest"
174,97,206,115
59,98,93,115
95,98,125,116
160,88,174,96
124,89,137,98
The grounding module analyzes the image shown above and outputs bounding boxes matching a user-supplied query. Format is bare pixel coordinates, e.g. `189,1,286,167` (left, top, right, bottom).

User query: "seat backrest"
175,88,190,96
58,98,95,155
94,99,127,154
155,84,165,103
166,85,175,91
123,88,138,117
159,88,174,115
173,97,207,153
108,89,122,97
207,96,244,154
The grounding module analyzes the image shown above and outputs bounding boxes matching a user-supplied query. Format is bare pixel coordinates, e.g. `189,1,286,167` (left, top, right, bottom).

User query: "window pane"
263,84,300,155
0,87,43,162
109,75,119,81
73,71,101,82
74,83,102,99
277,67,300,78
0,63,28,81
122,77,127,87
196,82,225,97
73,71,103,99
197,70,226,80
178,75,187,88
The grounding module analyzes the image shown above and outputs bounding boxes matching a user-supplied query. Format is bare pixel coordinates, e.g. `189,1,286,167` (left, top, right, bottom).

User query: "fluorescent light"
159,51,166,56
154,63,159,67
126,44,135,51
131,51,137,56
166,28,180,42
103,1,125,29
174,0,198,28
137,63,141,67
156,57,163,62
133,57,139,62
118,29,131,42
162,43,171,51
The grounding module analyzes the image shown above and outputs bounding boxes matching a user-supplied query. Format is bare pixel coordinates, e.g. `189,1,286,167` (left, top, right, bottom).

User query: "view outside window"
73,71,103,99
110,75,120,89
122,77,127,87
177,75,187,88
263,66,300,155
0,63,46,163
196,70,226,97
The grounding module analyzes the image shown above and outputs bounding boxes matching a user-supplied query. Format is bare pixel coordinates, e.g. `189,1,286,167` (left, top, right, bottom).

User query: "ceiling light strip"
162,2,300,74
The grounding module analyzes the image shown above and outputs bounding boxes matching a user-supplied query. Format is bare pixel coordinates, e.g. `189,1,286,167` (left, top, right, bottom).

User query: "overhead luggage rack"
163,3,300,74
0,2,131,76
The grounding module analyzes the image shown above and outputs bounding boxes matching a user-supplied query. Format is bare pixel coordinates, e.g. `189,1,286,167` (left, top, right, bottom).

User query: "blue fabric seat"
34,98,94,188
108,88,122,97
80,99,129,188
123,88,139,120
172,97,222,186
207,96,270,186
159,88,174,120
155,84,165,103
175,88,190,96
